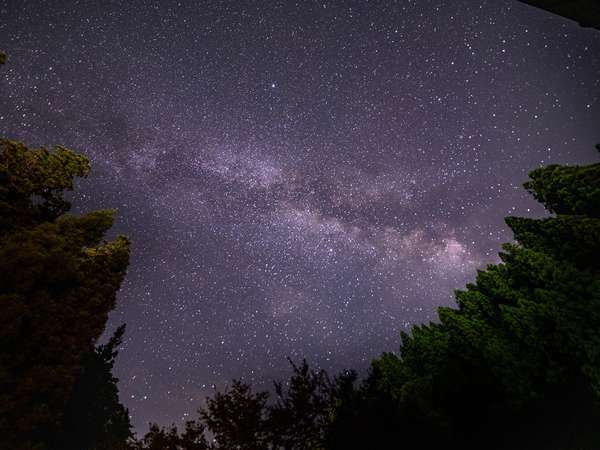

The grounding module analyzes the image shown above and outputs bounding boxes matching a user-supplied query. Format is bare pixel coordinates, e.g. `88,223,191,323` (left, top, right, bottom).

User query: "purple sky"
1,0,599,431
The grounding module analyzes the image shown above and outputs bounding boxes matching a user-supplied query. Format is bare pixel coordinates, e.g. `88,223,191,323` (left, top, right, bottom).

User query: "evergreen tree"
328,156,600,449
58,325,133,449
0,139,131,449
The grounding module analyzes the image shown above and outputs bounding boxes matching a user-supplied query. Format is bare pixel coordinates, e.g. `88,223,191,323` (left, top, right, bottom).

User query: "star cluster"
1,0,599,430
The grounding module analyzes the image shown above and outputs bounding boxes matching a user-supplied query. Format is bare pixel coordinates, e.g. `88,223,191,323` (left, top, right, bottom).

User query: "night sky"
1,0,599,431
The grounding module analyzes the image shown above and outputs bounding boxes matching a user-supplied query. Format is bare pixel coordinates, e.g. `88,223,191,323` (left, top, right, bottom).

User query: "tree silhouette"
137,421,209,450
517,0,600,30
0,140,131,449
269,359,356,450
58,325,133,449
137,360,357,449
139,424,182,450
328,155,600,449
200,380,269,450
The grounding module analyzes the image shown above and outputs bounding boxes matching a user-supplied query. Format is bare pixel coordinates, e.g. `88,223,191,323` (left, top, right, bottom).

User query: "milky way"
1,0,599,430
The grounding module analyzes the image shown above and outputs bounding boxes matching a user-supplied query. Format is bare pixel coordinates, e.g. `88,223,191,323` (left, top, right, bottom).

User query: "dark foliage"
201,380,270,450
327,156,600,449
137,361,357,450
58,325,133,449
517,0,600,30
0,140,131,449
524,163,600,217
269,360,356,450
137,421,209,450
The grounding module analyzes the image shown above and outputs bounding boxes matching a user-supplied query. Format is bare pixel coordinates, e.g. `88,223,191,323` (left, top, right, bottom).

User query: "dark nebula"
1,0,599,430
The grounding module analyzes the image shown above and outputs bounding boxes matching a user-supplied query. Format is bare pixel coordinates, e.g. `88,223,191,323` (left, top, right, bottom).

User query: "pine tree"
0,140,131,449
329,156,600,449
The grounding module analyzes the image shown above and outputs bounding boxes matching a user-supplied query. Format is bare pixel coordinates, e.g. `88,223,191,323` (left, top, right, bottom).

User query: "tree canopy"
0,139,131,449
517,0,600,30
324,158,600,449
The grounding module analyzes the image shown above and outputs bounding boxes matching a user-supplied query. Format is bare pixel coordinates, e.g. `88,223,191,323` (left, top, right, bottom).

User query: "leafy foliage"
326,157,600,449
0,139,131,449
137,361,357,450
269,360,354,450
201,380,269,450
137,421,209,450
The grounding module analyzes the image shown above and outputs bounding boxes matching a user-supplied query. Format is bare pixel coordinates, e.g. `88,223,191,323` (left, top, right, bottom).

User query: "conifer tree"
328,155,600,449
0,140,131,449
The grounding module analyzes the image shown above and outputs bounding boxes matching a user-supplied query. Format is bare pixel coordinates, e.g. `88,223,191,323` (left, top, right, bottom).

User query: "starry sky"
1,0,599,431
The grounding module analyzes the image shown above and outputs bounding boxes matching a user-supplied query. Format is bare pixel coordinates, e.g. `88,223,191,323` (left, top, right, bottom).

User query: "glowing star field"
1,0,599,430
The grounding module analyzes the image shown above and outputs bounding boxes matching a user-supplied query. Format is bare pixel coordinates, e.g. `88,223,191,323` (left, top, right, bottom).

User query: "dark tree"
523,163,600,217
139,424,183,450
269,359,356,450
200,380,269,450
137,421,209,450
138,360,357,450
179,420,211,450
328,156,600,450
58,325,133,449
517,0,600,30
0,140,131,449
